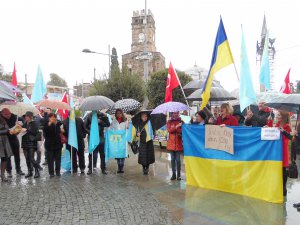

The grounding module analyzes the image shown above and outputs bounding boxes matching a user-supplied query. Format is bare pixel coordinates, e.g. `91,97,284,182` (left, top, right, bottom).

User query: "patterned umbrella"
151,102,190,114
107,98,142,114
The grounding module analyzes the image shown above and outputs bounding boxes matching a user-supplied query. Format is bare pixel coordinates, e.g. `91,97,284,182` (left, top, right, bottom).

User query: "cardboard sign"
261,128,280,140
205,125,234,154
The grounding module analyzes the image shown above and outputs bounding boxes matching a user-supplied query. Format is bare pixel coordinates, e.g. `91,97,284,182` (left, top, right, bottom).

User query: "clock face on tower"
138,32,145,42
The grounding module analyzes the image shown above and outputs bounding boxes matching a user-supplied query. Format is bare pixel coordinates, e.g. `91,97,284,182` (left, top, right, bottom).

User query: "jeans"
88,142,105,170
23,148,38,172
116,158,125,169
48,149,62,175
36,141,42,165
170,151,181,174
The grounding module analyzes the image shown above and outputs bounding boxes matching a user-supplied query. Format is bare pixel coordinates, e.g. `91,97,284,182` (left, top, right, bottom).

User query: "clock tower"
122,9,165,78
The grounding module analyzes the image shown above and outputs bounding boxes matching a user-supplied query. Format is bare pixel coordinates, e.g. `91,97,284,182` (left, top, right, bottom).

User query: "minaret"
256,14,276,91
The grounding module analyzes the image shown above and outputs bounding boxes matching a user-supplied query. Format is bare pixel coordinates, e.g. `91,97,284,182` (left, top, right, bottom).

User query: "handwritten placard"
205,125,234,154
261,128,280,140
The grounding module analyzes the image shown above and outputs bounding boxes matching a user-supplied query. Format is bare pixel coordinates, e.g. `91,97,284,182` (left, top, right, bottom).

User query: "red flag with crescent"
58,92,69,120
165,62,180,102
11,62,18,86
280,68,291,94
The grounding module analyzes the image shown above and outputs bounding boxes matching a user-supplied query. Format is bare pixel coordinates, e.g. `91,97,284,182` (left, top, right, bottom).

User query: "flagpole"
92,151,93,174
70,147,73,174
179,83,190,107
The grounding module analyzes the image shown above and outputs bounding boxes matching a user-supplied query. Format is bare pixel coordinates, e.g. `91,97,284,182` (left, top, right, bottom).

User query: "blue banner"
105,129,127,162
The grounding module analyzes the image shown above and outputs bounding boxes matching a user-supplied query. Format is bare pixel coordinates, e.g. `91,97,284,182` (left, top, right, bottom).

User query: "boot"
34,168,40,178
25,171,33,178
177,172,182,180
117,165,124,174
170,172,176,180
1,162,8,182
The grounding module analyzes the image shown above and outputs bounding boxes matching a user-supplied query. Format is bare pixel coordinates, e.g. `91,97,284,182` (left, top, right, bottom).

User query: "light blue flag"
22,93,34,105
89,111,100,153
61,146,71,171
239,27,257,112
105,129,127,162
259,32,271,90
31,65,47,103
68,110,78,150
126,122,133,142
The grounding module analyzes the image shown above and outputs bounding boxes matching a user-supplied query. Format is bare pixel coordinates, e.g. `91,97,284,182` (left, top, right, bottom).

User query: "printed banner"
105,129,127,162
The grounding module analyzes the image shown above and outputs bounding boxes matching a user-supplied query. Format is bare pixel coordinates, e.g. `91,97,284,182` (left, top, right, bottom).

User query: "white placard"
261,128,280,140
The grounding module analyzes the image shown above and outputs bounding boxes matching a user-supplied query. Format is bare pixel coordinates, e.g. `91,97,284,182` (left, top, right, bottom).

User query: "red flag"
165,62,181,102
58,92,69,120
280,68,291,94
11,62,18,86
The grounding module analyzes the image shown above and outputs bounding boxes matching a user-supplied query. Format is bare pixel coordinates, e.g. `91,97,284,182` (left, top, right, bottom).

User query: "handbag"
289,161,298,179
60,133,68,144
130,141,139,154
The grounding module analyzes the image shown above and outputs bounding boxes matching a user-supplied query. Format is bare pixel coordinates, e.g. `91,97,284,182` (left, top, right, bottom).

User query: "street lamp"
82,45,116,78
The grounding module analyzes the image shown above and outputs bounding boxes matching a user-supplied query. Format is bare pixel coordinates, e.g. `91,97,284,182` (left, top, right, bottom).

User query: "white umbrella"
0,102,40,117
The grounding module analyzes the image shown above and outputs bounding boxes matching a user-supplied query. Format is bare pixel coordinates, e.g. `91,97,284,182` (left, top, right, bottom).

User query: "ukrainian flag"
201,17,234,109
182,124,283,203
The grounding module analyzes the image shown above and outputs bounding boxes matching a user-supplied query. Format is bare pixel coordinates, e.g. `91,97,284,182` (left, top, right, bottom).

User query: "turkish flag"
280,68,291,94
11,62,17,86
165,62,181,102
58,92,69,120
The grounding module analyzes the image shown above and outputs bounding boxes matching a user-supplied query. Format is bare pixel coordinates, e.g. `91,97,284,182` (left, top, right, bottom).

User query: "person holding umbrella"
167,111,183,180
130,111,155,175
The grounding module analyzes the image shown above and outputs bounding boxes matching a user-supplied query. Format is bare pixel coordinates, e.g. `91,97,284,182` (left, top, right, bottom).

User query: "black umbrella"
131,110,166,131
265,94,300,114
107,98,142,114
79,95,115,111
183,79,223,91
186,87,236,101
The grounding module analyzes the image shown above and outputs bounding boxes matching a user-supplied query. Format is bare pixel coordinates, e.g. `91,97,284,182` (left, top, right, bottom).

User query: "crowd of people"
0,102,299,207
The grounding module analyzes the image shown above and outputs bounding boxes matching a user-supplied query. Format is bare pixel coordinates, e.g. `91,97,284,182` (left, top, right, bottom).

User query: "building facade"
122,10,165,79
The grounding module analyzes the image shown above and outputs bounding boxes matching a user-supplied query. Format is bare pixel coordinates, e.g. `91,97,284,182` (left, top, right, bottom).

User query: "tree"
296,81,300,93
89,70,146,103
47,73,67,87
0,73,12,82
147,69,193,108
110,47,120,77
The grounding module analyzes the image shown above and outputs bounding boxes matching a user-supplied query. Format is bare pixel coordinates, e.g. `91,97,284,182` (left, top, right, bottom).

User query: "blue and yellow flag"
182,125,283,203
68,110,78,150
259,32,271,90
89,111,100,153
201,17,234,109
239,27,257,112
31,65,47,103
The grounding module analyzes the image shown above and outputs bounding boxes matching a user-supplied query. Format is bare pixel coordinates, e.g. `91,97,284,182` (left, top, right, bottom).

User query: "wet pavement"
1,146,300,225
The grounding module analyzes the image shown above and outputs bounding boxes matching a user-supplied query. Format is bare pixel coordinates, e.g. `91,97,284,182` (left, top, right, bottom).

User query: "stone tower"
122,10,165,79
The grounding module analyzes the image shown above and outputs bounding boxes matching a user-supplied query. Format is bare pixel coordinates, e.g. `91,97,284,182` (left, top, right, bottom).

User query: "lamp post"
82,46,116,78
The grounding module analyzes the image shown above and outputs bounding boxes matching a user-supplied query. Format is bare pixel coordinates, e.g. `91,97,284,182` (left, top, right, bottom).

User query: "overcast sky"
0,0,299,92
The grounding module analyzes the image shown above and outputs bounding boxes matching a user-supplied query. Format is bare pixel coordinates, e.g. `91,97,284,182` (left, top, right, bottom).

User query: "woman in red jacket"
275,110,291,196
167,111,183,180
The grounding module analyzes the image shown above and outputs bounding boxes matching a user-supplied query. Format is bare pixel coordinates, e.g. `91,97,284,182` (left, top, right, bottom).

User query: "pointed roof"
261,14,267,39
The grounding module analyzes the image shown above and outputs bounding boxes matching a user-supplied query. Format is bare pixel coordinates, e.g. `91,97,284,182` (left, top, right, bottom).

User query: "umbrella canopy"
256,91,285,104
36,99,72,110
186,87,236,101
79,95,114,111
131,110,166,131
0,88,18,103
183,79,223,90
230,99,259,115
0,80,22,93
0,102,40,117
264,94,300,113
107,98,142,114
151,102,190,114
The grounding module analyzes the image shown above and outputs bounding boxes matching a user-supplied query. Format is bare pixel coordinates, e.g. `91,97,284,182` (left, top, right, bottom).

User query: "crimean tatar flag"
89,111,100,153
11,62,18,87
239,27,257,112
201,17,234,109
165,62,181,102
68,110,78,150
259,32,271,90
280,68,291,94
31,65,47,103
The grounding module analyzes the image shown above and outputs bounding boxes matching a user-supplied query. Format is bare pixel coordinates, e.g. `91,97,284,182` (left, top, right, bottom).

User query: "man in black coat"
63,116,87,174
244,102,274,127
84,111,110,175
1,108,25,176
